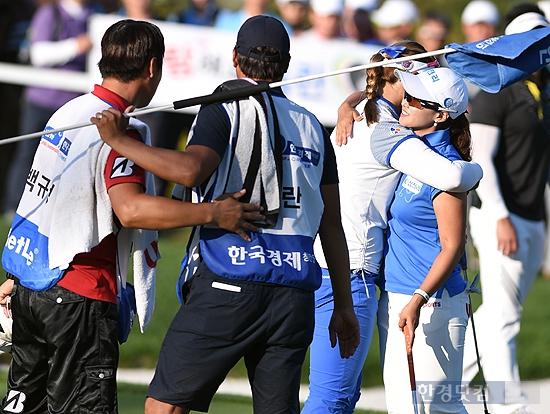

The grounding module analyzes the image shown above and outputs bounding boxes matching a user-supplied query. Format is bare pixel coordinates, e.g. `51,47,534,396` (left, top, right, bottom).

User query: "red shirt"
57,85,147,303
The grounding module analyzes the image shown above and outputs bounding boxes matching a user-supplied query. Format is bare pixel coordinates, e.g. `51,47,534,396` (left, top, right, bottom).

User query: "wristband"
414,288,430,302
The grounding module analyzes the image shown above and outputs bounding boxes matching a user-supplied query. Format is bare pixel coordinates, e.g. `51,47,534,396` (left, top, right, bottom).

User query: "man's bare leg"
144,397,190,414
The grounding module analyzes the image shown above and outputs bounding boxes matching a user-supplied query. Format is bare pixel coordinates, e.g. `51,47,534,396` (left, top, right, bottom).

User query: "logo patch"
111,157,135,179
443,97,454,109
4,390,26,413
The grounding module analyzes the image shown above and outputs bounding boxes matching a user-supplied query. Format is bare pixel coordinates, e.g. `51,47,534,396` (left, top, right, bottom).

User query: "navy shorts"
147,263,315,413
3,281,119,414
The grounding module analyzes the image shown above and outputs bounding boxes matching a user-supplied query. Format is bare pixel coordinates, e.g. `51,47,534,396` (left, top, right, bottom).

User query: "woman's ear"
435,110,450,124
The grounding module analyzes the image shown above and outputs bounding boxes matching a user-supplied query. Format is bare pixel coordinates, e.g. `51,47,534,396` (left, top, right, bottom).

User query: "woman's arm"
334,91,365,146
398,191,467,342
390,138,483,193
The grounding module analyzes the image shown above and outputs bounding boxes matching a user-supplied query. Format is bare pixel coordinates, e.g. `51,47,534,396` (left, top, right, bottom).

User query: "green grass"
1,217,550,413
0,371,383,414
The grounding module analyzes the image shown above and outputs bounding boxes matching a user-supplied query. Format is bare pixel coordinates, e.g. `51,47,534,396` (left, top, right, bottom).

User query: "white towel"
48,118,158,332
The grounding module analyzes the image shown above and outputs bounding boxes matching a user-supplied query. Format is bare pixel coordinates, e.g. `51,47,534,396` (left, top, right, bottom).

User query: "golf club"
404,324,420,414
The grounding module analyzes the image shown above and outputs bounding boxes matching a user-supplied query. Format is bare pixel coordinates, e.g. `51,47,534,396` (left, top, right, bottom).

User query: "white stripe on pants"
378,289,470,414
463,208,545,414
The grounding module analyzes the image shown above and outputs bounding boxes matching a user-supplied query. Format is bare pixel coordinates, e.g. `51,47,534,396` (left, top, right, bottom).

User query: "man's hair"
98,19,165,82
236,46,289,82
503,3,545,28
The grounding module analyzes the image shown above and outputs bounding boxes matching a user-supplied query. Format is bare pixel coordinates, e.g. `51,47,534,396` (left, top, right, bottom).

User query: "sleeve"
321,127,338,186
467,90,508,218
30,38,80,67
389,139,484,192
469,123,508,219
28,4,79,67
371,121,416,167
104,130,147,191
186,103,231,159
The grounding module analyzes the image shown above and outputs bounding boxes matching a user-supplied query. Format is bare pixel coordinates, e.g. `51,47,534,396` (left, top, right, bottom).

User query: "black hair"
235,46,289,82
503,3,545,28
98,19,165,83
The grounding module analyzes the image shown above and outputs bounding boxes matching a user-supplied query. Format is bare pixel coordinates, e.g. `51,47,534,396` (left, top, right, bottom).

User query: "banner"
87,14,380,126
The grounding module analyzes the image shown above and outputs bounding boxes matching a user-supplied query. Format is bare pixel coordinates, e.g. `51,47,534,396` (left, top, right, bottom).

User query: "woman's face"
399,92,439,134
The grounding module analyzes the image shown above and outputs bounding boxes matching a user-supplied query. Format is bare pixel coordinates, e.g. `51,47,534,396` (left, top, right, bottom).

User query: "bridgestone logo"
4,390,26,413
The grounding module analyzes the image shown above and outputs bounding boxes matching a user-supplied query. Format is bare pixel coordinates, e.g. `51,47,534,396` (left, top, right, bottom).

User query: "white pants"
463,207,545,414
378,289,470,414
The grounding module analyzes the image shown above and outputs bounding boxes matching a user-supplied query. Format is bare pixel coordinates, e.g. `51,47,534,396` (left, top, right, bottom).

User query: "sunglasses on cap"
391,59,440,73
378,46,440,73
404,92,442,112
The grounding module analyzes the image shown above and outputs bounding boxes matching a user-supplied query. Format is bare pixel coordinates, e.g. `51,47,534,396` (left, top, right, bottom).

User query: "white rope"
0,48,455,146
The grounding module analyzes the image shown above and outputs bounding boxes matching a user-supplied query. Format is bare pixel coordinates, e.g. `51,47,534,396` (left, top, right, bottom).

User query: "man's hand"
496,217,517,256
0,279,14,318
328,307,360,359
212,189,264,242
90,107,132,146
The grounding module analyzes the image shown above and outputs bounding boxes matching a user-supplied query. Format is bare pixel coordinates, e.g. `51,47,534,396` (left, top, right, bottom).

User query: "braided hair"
363,40,436,126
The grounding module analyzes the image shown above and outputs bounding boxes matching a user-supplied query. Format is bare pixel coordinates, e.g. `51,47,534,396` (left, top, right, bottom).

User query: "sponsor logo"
144,240,159,269
422,299,442,309
402,176,422,194
443,97,454,109
475,36,499,51
111,157,136,179
41,126,72,160
3,390,26,413
282,140,320,166
4,229,36,265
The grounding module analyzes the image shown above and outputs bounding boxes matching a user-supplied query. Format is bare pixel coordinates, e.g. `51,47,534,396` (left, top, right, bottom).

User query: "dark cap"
235,15,290,62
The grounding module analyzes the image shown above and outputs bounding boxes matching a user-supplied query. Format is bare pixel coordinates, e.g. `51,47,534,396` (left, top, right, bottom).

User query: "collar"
91,85,131,111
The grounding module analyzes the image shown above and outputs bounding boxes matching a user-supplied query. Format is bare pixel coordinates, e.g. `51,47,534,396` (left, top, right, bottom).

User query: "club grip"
172,83,271,110
404,325,417,391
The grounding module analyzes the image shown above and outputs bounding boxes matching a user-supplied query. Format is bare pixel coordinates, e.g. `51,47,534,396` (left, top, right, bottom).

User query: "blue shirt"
383,128,466,297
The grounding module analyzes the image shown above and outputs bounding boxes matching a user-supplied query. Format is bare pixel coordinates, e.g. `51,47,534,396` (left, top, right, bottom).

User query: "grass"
1,218,550,413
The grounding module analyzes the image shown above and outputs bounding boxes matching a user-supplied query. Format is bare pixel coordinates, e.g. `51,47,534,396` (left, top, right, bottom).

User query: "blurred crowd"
0,0,548,219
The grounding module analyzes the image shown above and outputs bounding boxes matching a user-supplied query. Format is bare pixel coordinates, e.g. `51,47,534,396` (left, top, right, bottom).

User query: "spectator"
0,0,35,214
539,1,550,19
370,0,418,45
302,0,344,40
415,10,450,52
1,0,94,221
166,0,219,26
460,1,500,102
276,0,310,36
341,0,382,45
215,0,273,32
0,18,263,413
117,0,162,20
461,0,500,43
462,4,550,414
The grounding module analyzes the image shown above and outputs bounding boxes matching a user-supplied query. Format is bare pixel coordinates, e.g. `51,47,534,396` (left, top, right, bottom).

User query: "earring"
433,121,438,127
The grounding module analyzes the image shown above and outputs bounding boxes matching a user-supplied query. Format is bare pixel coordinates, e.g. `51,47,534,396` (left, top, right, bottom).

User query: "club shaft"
0,48,456,146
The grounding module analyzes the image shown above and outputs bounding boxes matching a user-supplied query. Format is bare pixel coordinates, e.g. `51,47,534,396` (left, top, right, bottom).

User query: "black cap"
235,15,290,62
